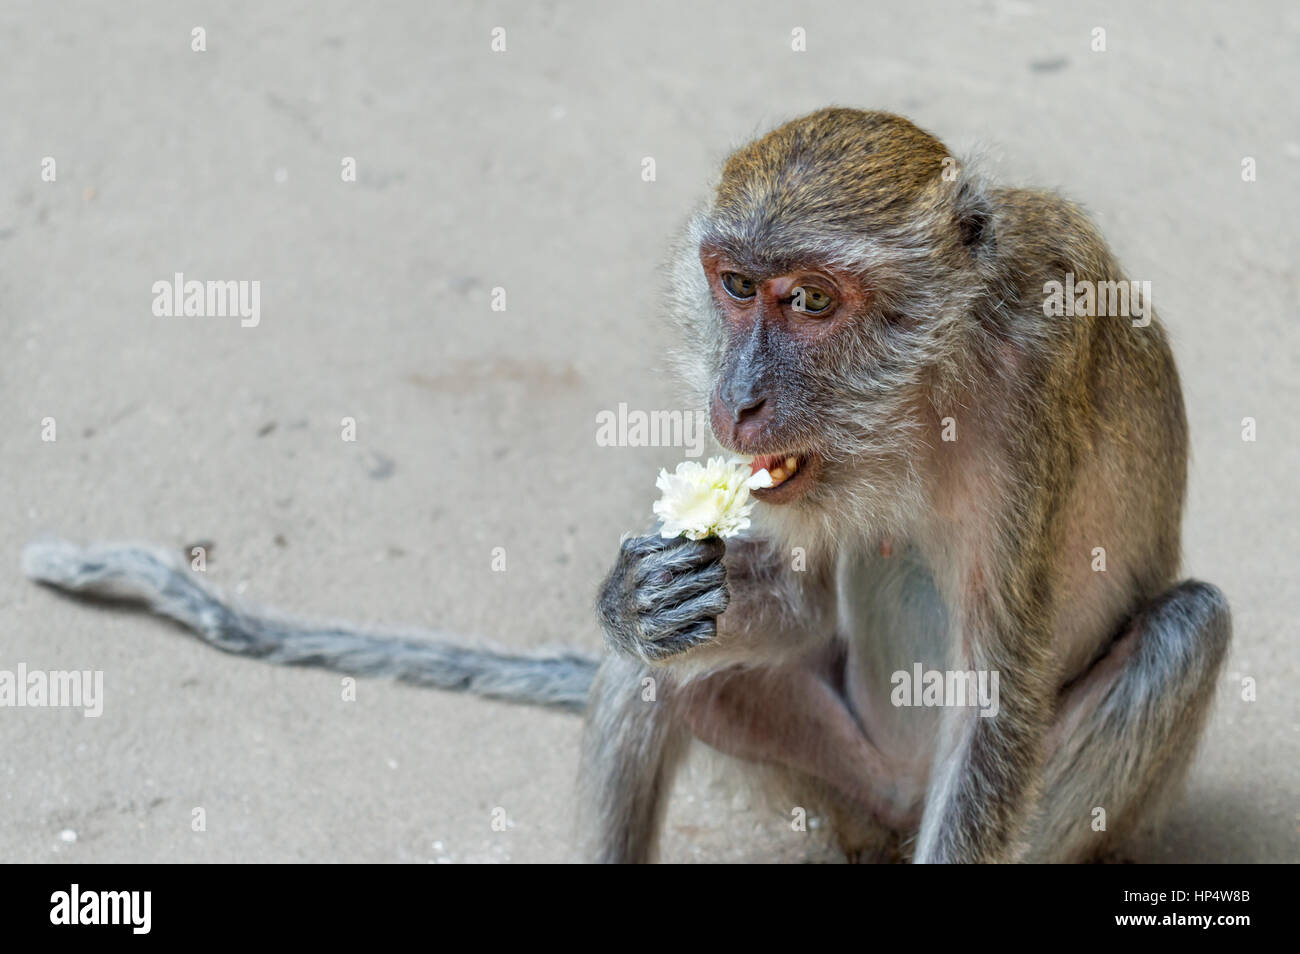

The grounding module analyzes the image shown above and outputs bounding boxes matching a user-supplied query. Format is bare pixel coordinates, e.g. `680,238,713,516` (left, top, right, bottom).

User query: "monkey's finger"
640,586,730,642
642,619,717,661
633,537,725,586
620,533,686,559
633,561,727,613
611,535,681,587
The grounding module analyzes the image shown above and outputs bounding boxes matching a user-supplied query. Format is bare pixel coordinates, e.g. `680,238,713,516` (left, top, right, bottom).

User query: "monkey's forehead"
700,231,857,275
698,179,955,276
700,108,955,269
696,212,925,276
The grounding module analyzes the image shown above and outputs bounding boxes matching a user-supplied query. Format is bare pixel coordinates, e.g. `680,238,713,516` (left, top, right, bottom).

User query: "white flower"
652,456,773,541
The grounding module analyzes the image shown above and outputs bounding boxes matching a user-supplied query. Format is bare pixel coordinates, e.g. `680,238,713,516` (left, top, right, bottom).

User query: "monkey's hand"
597,533,728,664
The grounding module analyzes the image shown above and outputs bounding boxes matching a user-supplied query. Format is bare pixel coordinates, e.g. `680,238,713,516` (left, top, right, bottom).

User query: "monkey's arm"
596,532,834,670
712,536,838,664
913,559,1055,863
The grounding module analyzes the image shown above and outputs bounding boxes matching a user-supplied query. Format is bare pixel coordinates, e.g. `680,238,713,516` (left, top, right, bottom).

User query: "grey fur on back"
21,539,598,713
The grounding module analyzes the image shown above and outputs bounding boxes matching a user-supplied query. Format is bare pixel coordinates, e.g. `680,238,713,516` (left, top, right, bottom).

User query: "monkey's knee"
1133,579,1231,679
677,667,806,759
1033,580,1231,861
1102,579,1232,782
679,669,748,752
1054,579,1230,734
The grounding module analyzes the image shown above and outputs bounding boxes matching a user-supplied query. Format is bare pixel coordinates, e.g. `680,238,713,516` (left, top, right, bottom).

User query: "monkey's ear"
953,178,995,254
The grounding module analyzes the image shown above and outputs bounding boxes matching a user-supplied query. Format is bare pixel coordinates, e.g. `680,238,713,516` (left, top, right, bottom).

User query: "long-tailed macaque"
581,107,1230,863
24,108,1229,864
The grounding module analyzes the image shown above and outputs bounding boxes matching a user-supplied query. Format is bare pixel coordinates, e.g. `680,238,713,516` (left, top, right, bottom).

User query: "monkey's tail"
21,539,598,714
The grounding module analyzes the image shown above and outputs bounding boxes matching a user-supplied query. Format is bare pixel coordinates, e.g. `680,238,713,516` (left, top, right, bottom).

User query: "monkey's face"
695,230,962,518
701,247,872,505
669,110,989,526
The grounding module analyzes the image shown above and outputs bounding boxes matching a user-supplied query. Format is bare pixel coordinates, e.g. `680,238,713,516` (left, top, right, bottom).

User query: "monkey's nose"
710,389,773,448
731,396,773,445
732,395,766,423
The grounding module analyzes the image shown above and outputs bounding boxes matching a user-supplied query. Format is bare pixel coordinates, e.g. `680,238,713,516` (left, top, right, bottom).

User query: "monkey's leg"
679,659,921,835
578,653,692,863
1027,580,1231,862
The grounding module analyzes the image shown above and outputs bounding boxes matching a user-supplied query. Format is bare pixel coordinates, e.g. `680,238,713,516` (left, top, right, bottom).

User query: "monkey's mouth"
749,451,819,504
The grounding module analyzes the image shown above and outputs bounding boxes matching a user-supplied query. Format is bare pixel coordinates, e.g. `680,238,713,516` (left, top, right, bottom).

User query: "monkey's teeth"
752,454,802,488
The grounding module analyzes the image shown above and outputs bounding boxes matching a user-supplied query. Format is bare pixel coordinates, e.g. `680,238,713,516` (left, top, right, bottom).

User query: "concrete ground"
2,0,1296,863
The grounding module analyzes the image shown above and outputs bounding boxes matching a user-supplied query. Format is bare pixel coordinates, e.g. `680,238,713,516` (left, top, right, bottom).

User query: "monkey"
580,107,1231,863
24,107,1230,864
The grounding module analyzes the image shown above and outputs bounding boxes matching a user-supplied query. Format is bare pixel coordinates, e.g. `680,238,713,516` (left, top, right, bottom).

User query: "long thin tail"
21,539,598,713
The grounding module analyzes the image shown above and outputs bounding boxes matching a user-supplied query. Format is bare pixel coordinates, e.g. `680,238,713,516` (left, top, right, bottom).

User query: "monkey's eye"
721,272,757,300
795,286,833,314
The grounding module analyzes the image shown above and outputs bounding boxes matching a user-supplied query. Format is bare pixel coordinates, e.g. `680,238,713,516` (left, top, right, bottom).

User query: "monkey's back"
989,188,1189,657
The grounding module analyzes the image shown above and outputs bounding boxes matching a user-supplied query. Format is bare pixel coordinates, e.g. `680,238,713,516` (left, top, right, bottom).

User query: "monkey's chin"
749,452,820,505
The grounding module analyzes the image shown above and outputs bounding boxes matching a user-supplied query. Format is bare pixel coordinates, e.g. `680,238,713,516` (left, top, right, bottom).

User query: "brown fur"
583,108,1229,863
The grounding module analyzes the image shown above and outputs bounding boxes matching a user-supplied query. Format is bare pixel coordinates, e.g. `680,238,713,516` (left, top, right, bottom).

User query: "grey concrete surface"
2,0,1296,863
